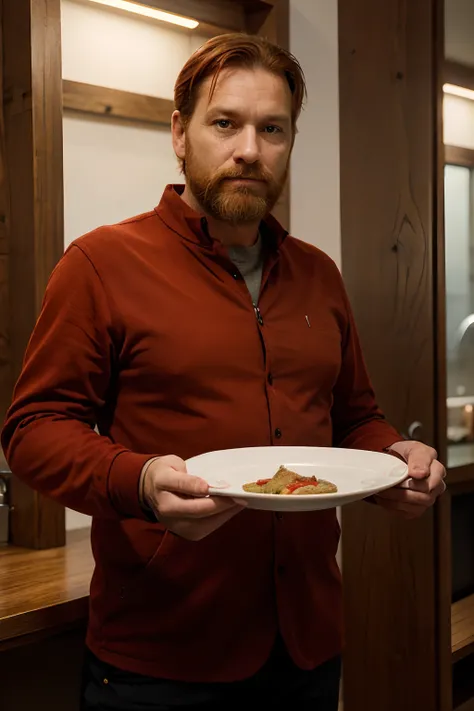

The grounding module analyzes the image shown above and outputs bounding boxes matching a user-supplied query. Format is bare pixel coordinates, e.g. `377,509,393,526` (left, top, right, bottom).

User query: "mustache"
217,167,272,183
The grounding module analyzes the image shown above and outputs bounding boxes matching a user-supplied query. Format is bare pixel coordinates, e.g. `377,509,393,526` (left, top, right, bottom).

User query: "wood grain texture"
0,529,92,646
452,594,474,662
0,2,12,427
245,0,290,230
3,0,65,548
445,145,474,167
63,80,175,126
339,0,448,709
100,0,247,32
0,257,11,423
434,0,452,705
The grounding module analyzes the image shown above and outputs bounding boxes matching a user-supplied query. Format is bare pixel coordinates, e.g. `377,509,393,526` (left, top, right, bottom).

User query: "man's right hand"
140,455,244,541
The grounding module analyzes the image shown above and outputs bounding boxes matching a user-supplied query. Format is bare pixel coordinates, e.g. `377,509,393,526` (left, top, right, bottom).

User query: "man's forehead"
196,67,291,111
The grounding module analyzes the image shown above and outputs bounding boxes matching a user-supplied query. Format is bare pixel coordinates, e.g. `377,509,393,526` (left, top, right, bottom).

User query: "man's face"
173,67,293,224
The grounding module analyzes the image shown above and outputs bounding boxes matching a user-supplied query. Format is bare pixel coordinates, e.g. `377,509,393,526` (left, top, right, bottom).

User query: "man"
1,33,445,710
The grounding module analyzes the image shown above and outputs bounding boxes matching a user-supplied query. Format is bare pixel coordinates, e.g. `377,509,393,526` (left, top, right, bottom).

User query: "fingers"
149,456,209,498
376,486,437,508
157,491,243,519
406,445,438,479
158,469,209,497
374,496,425,519
170,505,244,541
429,459,447,485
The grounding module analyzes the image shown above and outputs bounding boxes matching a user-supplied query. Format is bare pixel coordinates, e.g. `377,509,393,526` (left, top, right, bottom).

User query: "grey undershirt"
227,234,264,306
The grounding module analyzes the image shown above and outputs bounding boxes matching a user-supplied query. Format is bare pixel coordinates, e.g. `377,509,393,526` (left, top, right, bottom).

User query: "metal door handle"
406,421,423,441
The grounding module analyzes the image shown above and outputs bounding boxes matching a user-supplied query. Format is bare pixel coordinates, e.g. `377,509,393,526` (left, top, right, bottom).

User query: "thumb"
153,455,209,497
405,444,434,479
160,454,188,472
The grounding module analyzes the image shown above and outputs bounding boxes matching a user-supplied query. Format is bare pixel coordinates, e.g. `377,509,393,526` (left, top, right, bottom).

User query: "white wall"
444,94,474,150
61,0,341,529
61,0,209,247
290,0,341,266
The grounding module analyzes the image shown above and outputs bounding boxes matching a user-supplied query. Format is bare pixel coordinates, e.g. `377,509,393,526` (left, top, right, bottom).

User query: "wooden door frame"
339,0,451,708
1,0,289,549
3,0,66,549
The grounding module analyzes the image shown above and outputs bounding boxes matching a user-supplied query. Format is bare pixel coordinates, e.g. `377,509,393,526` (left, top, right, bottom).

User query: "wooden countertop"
0,528,93,649
452,593,474,662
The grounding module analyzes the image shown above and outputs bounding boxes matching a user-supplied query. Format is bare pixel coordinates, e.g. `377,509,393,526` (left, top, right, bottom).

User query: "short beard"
185,148,288,225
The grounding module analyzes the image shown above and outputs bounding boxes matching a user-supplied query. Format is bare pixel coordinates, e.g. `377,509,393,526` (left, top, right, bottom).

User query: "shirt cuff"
107,451,159,520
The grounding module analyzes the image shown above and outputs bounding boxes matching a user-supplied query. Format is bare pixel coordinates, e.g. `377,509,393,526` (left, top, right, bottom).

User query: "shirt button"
232,272,239,279
275,428,282,439
275,512,283,520
267,373,273,385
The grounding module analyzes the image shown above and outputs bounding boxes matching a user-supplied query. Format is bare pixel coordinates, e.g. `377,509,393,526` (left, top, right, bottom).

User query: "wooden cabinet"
339,0,474,709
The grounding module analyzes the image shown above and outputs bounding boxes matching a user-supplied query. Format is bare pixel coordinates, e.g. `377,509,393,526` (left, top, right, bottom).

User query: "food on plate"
242,465,337,495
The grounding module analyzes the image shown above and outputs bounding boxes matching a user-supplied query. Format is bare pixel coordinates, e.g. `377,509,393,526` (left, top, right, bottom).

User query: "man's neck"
180,185,260,248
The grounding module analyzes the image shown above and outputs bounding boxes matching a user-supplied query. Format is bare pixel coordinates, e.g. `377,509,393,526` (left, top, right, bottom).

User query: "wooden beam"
444,60,474,92
102,0,247,32
339,0,448,708
244,0,290,230
63,80,174,126
245,0,288,48
445,144,474,168
0,0,12,429
3,0,65,549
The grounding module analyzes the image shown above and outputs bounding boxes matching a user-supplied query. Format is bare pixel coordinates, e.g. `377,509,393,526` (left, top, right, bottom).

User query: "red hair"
174,32,307,127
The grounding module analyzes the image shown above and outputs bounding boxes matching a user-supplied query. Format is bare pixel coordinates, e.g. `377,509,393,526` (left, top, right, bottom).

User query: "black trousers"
81,637,341,710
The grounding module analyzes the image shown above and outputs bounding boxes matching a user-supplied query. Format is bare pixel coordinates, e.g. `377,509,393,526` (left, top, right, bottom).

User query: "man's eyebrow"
206,106,291,124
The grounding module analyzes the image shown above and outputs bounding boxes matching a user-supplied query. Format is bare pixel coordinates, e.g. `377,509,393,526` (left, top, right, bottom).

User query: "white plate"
185,446,408,512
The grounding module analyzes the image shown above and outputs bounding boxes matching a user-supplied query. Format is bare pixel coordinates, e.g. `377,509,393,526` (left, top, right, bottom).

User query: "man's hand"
373,440,446,519
140,455,244,540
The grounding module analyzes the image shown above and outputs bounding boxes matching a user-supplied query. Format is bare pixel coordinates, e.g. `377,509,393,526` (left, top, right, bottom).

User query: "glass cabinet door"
444,84,474,468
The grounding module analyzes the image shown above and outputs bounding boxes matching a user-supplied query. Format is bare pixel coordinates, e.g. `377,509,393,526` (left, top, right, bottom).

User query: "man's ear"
171,110,186,163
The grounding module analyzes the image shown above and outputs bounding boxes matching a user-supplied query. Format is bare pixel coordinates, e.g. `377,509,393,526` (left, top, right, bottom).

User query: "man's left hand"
373,440,446,518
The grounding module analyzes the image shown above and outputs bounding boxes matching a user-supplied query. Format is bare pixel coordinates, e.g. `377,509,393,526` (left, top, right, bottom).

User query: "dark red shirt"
1,185,401,681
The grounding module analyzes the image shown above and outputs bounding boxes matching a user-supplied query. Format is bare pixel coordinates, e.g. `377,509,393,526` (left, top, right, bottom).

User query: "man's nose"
233,126,259,164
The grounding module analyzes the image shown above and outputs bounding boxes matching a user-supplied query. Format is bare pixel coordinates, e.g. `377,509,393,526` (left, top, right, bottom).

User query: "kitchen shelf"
448,463,474,489
452,594,474,662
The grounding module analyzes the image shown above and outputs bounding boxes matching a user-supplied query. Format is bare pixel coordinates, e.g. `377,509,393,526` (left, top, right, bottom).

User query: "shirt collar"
154,184,289,252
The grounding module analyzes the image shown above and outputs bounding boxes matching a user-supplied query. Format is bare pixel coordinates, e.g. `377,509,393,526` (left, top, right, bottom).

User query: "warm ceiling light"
443,83,474,101
87,0,199,29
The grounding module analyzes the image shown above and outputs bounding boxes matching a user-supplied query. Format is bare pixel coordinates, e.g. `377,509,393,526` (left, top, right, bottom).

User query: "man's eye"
215,119,232,129
264,125,282,134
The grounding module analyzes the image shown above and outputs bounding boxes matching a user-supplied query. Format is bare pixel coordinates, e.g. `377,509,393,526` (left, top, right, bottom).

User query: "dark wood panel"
245,0,290,230
448,464,474,489
453,655,474,710
63,80,174,126
339,0,447,709
445,145,474,168
0,3,12,425
0,256,11,422
0,529,92,645
435,0,452,703
3,0,65,548
125,0,247,31
0,626,86,711
245,0,289,53
444,60,474,91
